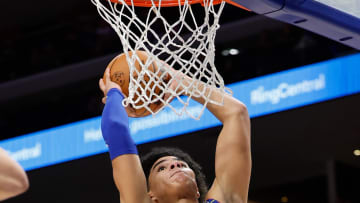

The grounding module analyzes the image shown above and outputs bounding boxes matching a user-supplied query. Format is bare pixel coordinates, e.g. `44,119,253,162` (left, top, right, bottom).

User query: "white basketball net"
92,0,232,119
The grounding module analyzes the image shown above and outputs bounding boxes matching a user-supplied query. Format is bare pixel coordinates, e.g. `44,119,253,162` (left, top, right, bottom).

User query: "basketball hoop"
107,0,250,8
91,0,248,119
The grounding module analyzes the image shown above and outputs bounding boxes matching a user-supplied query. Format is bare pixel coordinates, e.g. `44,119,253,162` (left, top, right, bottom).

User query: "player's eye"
158,166,165,172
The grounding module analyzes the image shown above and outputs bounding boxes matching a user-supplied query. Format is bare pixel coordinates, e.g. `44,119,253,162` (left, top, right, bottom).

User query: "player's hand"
99,67,138,117
157,61,179,102
158,61,190,100
99,67,123,104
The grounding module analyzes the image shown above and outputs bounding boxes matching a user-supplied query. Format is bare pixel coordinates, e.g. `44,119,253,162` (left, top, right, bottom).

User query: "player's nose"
170,160,181,170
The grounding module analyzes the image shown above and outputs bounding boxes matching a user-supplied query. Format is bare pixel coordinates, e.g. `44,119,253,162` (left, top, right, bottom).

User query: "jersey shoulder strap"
206,199,220,203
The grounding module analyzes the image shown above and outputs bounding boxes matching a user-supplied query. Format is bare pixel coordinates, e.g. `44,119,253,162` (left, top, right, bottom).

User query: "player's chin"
169,176,198,197
170,173,196,186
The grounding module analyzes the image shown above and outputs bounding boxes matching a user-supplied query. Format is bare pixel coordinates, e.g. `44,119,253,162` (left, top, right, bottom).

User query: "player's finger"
102,96,107,104
163,91,174,103
163,91,170,101
105,67,111,81
99,78,105,92
125,106,137,117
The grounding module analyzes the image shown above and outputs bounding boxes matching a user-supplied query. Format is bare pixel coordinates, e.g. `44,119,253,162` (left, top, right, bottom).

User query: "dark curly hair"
141,147,208,203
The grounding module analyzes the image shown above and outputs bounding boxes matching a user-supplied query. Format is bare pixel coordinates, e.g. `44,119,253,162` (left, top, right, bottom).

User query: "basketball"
103,51,170,117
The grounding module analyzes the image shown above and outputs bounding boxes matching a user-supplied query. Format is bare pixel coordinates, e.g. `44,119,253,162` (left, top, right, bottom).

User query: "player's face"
148,156,200,201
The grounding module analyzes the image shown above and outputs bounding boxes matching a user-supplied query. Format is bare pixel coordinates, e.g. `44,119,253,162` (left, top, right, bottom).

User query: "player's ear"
196,189,200,198
148,190,158,202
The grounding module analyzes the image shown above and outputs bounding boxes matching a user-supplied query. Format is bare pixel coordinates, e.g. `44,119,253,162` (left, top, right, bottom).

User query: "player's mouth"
170,170,185,178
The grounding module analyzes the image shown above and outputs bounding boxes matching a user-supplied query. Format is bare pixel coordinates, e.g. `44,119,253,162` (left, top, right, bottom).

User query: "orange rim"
109,0,250,10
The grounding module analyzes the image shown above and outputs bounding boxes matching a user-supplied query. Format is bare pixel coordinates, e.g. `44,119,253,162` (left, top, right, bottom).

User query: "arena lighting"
229,48,240,55
354,149,360,157
221,48,240,56
221,49,229,56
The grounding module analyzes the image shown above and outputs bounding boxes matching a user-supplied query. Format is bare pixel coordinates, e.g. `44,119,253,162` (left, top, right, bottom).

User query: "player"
0,148,29,201
99,62,251,203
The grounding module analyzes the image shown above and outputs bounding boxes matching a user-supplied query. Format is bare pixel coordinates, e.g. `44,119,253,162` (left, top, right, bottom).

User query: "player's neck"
175,199,198,203
159,197,198,203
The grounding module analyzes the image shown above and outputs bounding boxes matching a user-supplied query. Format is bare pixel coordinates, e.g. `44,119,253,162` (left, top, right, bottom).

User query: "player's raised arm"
0,148,29,201
99,68,150,203
175,72,251,203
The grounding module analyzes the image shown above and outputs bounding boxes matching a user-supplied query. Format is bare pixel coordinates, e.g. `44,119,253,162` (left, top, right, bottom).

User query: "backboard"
234,0,360,50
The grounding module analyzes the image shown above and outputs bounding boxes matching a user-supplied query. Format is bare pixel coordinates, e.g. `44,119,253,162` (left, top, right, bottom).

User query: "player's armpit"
206,178,226,202
112,154,151,203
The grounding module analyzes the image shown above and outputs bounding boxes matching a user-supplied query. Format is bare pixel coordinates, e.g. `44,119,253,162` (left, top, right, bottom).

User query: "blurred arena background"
1,0,360,203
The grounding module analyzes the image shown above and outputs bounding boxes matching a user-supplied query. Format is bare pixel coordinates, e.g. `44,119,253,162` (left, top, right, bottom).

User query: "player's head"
142,147,207,202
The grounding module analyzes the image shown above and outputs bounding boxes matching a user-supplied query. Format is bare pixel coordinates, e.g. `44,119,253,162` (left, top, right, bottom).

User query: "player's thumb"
99,78,106,92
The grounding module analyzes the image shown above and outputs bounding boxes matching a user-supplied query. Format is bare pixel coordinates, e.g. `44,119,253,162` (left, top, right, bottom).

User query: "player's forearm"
101,89,150,202
0,149,29,201
112,155,149,203
101,88,138,160
180,76,252,202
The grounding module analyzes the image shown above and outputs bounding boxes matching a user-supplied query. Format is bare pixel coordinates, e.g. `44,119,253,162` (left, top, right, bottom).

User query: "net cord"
91,0,231,119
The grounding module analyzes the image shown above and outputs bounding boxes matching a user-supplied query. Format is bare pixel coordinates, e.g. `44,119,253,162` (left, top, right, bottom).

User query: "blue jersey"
206,199,220,203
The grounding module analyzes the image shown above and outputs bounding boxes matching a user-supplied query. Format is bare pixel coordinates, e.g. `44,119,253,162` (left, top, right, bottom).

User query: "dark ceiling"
1,0,359,202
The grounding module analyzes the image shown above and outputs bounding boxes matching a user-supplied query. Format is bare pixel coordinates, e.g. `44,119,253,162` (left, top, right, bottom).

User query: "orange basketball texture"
103,51,170,117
